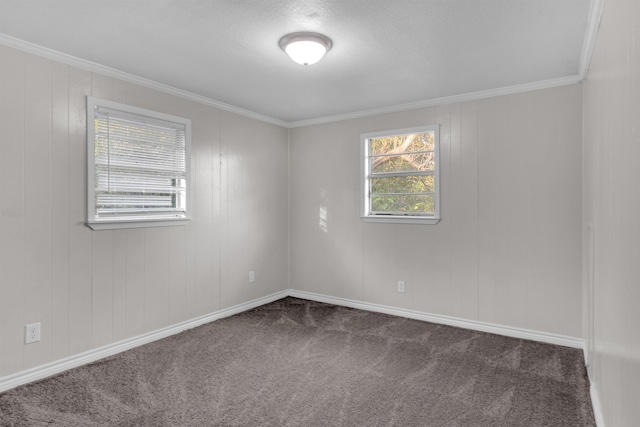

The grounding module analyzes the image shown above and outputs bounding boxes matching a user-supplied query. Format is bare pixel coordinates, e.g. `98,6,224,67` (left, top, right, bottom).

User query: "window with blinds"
86,97,191,230
360,125,440,225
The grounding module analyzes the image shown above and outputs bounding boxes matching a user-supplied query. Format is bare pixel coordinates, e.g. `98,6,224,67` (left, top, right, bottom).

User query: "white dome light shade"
279,32,332,66
285,40,327,65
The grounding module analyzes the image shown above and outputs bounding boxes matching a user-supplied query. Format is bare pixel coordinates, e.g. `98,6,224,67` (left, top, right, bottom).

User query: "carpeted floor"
0,297,595,426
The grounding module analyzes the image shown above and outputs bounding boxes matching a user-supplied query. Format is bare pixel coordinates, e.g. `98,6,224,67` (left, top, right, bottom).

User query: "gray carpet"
0,297,595,426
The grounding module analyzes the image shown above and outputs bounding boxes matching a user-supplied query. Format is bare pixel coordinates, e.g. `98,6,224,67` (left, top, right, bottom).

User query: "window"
361,125,440,224
86,96,191,230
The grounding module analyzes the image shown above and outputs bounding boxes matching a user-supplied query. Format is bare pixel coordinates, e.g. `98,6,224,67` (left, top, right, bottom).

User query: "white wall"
289,84,583,338
583,0,640,425
0,44,289,378
6,4,639,422
0,38,587,386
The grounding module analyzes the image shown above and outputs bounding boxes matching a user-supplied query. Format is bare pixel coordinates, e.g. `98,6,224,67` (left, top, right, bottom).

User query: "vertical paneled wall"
583,1,640,425
0,45,289,378
289,84,583,338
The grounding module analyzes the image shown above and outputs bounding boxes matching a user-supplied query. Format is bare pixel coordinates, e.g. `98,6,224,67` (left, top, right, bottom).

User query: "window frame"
360,125,440,225
86,96,192,230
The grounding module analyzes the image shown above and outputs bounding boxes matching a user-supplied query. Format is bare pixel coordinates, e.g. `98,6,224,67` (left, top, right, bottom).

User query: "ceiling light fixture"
279,32,332,66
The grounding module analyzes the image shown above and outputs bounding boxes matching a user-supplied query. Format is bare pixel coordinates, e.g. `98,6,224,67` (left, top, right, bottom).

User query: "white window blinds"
87,97,191,229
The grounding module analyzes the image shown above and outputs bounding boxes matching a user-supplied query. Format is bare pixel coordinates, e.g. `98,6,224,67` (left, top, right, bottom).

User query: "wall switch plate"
249,271,255,283
25,323,41,344
397,280,405,293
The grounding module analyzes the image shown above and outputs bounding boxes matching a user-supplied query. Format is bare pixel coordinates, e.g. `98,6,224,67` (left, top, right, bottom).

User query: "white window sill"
86,218,190,231
361,215,440,225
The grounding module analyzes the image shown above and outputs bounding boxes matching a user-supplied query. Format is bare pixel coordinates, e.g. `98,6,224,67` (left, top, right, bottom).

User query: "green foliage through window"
363,128,439,218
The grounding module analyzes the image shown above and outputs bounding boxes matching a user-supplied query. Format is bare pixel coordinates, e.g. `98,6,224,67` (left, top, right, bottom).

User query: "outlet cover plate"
25,322,41,344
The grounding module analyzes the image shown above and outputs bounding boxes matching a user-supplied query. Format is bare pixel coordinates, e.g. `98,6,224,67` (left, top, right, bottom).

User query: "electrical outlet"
397,280,405,293
249,271,255,283
25,323,41,344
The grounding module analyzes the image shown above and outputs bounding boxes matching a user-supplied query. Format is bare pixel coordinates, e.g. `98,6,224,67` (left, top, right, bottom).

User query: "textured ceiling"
0,0,594,124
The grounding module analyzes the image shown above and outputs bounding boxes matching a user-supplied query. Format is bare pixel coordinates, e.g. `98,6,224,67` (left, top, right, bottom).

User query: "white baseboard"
288,290,585,349
589,378,606,427
0,288,585,395
0,290,288,394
